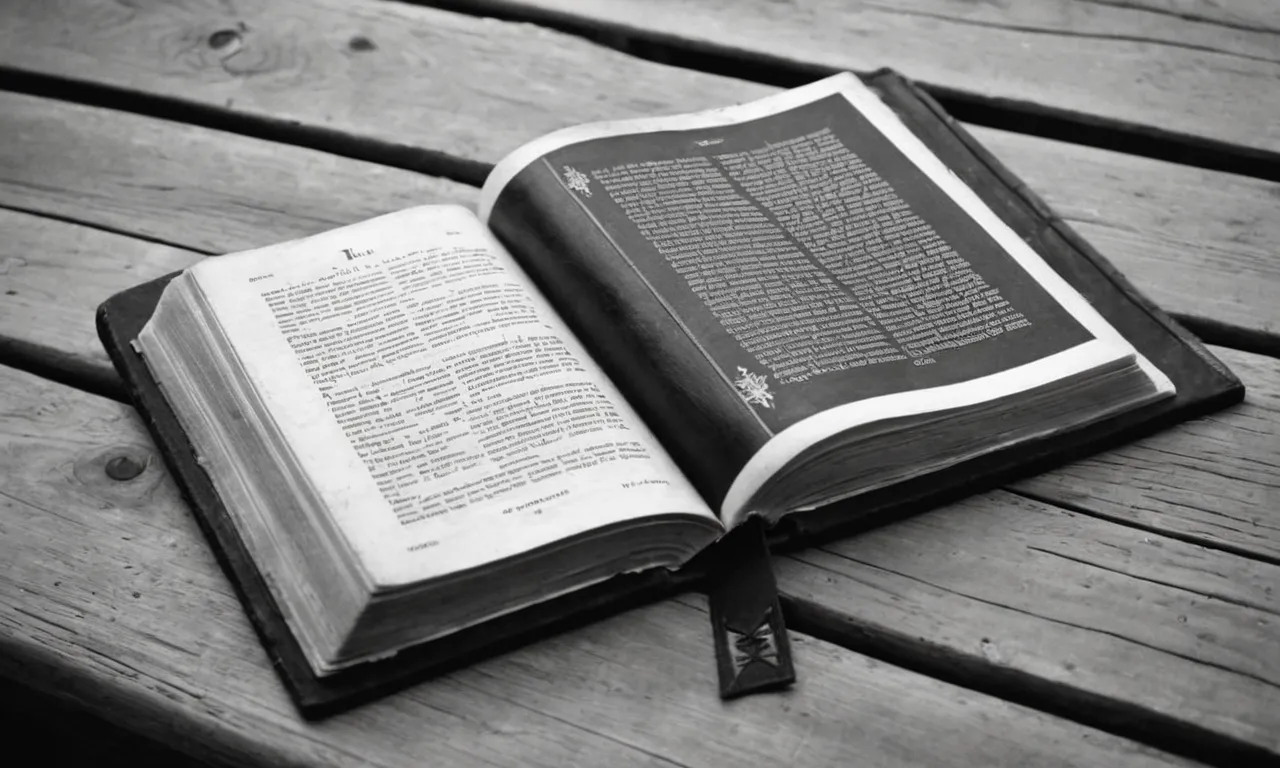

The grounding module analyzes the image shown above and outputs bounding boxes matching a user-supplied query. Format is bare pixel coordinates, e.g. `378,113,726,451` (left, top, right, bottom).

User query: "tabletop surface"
0,1,1277,766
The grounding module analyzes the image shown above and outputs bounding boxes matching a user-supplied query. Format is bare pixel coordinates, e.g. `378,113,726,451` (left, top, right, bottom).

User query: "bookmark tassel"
706,517,796,698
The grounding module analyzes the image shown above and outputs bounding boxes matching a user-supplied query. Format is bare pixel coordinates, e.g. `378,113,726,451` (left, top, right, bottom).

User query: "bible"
97,71,1242,716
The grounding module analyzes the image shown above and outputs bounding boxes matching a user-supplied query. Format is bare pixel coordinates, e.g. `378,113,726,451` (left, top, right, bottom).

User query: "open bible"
99,71,1241,716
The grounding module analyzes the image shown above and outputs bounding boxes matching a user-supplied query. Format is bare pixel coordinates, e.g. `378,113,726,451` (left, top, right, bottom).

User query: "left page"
186,205,718,588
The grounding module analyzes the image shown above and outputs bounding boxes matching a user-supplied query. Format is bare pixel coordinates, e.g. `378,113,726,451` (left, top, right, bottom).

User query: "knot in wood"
105,453,147,482
208,29,242,51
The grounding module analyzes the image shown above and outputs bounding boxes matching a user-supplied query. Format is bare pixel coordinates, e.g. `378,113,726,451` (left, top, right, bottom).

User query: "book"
97,70,1243,717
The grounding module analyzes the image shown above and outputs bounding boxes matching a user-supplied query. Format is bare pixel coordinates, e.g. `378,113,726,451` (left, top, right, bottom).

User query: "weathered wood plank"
0,0,743,176
0,208,202,374
1013,348,1280,561
969,129,1280,345
0,365,1192,768
8,0,1279,161
2,14,1279,344
0,93,477,254
778,486,1280,761
461,0,1280,161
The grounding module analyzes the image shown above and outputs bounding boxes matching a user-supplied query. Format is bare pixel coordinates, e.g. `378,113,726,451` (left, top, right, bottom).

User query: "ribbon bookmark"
706,517,796,699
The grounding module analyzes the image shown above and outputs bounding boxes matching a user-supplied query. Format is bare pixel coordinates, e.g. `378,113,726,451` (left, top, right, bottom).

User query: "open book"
123,72,1189,701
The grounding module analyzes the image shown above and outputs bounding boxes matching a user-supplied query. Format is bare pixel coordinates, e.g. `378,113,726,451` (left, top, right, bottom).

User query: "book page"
480,73,1171,516
187,206,717,587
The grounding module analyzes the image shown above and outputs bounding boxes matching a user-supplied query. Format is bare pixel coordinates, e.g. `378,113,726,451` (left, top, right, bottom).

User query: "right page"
480,73,1172,523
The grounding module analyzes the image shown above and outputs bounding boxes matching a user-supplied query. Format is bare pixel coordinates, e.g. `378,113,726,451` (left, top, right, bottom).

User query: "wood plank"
7,0,1278,159
967,128,1280,345
466,0,1280,160
0,0,751,175
0,365,1192,768
0,94,477,255
1,1,1277,342
777,487,1280,762
1013,348,1280,561
0,208,201,374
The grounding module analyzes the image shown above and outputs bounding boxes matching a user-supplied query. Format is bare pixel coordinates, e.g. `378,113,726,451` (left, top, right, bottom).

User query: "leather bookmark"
706,517,795,699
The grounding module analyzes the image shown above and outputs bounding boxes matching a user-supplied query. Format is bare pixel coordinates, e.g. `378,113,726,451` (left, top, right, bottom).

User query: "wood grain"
969,128,1280,345
778,485,1280,759
0,208,202,374
8,0,1279,161
0,92,477,254
0,0,757,174
1013,348,1280,561
0,365,1192,768
2,20,1280,343
461,0,1280,159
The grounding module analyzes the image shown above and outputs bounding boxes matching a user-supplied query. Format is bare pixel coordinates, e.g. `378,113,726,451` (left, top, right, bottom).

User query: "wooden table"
1,1,1276,766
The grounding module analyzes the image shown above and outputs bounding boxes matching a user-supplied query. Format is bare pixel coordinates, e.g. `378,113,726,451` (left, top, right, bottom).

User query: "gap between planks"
1004,486,1280,570
410,0,1280,183
777,479,1280,766
0,68,490,189
780,591,1276,768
